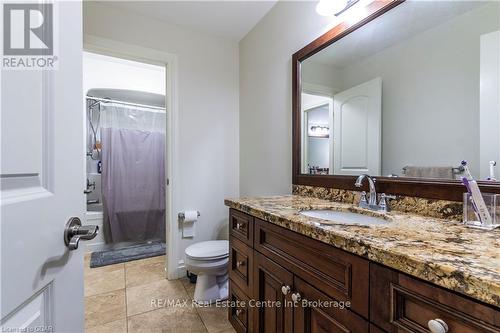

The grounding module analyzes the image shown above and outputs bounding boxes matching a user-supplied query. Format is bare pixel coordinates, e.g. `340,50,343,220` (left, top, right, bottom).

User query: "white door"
333,77,382,175
1,2,86,332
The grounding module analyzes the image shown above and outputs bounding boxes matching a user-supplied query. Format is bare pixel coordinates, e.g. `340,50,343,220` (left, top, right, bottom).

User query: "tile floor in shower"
84,254,236,333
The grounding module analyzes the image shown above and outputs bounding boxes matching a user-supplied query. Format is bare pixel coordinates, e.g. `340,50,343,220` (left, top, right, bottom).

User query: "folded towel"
403,166,454,179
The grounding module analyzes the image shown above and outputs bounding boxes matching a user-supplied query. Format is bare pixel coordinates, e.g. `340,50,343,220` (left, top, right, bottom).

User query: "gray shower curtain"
101,127,166,242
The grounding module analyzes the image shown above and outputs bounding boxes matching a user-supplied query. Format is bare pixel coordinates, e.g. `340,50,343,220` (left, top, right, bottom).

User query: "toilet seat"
185,240,228,261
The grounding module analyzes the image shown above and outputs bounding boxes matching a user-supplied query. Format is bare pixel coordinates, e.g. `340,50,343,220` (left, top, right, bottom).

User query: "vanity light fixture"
316,0,359,17
308,124,330,138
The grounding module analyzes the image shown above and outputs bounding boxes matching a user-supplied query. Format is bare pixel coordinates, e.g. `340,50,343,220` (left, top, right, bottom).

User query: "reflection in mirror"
300,1,500,181
301,92,333,174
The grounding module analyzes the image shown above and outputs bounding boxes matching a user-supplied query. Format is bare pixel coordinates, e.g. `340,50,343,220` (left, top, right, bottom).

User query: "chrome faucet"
354,174,396,212
355,174,378,208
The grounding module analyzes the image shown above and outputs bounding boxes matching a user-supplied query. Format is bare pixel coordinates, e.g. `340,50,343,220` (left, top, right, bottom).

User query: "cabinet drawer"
229,237,253,296
229,282,253,333
230,209,254,246
254,218,370,318
370,263,500,333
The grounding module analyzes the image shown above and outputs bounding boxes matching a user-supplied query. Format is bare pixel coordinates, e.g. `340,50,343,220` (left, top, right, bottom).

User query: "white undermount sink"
300,209,389,226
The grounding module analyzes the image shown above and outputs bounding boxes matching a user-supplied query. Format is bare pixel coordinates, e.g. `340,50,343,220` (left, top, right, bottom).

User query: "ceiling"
306,1,488,68
106,1,278,42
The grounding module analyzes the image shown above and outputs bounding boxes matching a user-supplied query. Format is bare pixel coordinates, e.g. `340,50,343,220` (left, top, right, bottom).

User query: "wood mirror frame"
292,0,500,201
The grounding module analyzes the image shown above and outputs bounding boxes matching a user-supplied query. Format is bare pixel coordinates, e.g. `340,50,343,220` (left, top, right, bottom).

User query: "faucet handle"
358,191,369,209
381,193,397,200
379,193,397,212
360,191,368,203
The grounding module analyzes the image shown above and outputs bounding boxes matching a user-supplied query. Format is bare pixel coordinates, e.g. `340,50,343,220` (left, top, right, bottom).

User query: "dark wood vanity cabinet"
228,209,500,333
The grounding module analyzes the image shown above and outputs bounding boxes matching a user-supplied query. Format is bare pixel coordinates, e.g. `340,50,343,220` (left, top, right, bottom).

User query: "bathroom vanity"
225,0,500,331
225,196,500,332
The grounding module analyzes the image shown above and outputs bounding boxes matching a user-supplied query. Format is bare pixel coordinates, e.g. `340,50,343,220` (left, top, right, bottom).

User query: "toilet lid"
185,240,229,260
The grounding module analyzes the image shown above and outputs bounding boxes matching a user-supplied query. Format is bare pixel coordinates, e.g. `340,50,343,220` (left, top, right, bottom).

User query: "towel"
403,166,454,179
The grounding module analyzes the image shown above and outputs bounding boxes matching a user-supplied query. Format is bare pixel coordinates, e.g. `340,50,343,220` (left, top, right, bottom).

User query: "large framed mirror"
292,0,500,200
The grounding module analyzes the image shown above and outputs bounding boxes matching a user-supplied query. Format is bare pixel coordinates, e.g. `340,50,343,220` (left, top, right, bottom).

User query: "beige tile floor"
84,254,236,333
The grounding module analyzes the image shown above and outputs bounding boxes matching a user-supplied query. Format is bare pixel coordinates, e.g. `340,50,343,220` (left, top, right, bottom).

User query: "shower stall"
85,88,167,256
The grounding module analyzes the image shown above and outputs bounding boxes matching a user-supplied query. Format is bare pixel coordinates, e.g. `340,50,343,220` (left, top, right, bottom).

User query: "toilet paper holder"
178,211,201,220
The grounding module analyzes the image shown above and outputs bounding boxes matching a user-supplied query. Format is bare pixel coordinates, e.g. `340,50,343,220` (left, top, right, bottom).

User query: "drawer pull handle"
235,222,244,230
235,309,244,316
236,260,245,268
281,285,291,295
291,292,302,302
428,319,448,333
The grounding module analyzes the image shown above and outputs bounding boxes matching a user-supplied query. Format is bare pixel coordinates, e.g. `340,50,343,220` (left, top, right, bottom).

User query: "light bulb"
316,0,348,16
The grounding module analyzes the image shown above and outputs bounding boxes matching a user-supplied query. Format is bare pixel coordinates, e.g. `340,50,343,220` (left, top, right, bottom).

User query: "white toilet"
185,240,229,304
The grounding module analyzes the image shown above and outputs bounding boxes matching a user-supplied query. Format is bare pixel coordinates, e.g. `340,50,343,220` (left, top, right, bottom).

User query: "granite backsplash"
292,185,463,220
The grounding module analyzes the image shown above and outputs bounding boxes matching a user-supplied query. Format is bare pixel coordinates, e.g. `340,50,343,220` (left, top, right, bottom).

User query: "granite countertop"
224,195,500,308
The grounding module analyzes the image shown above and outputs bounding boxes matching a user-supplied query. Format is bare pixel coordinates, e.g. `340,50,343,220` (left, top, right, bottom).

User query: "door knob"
281,285,291,295
64,217,99,250
428,319,448,333
291,292,302,302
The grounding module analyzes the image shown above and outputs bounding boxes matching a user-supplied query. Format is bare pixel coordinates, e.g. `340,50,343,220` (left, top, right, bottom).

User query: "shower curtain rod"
86,96,166,111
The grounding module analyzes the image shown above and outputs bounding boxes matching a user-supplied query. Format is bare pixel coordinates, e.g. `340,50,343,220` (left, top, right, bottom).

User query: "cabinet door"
253,252,294,333
293,277,369,333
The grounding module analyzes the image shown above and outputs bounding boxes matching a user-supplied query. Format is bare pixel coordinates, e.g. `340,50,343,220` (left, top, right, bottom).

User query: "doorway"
83,51,167,265
83,37,180,280
82,51,172,331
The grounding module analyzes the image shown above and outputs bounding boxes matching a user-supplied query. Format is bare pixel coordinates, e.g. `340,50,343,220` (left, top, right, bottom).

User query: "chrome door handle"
64,217,99,250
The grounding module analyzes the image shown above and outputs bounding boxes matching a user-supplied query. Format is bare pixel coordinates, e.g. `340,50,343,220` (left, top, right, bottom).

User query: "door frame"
301,83,335,175
83,34,180,279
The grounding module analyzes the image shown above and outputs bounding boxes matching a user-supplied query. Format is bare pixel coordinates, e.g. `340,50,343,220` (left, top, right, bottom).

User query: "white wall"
239,2,344,195
302,61,342,92
84,2,239,275
83,51,166,96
